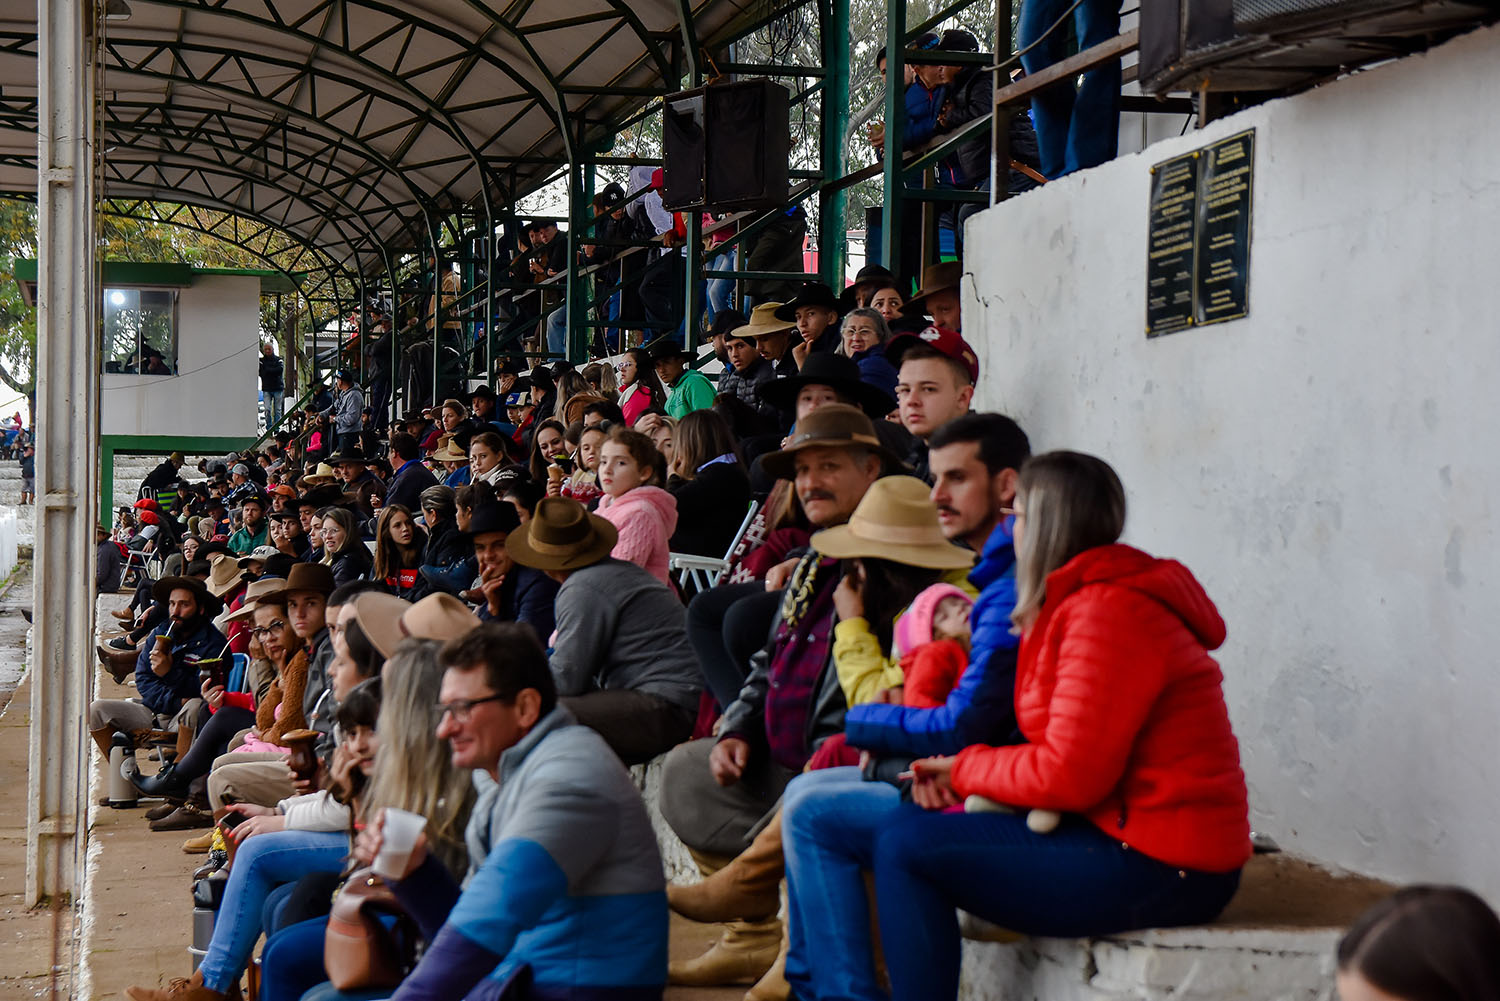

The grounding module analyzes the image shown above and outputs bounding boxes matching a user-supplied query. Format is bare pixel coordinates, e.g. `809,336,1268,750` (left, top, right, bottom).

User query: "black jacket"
385,459,439,514
258,353,284,392
328,545,373,587
140,457,181,493
940,63,1043,192
668,461,753,558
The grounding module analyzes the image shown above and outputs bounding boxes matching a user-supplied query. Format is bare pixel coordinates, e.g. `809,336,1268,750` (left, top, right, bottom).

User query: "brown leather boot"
173,725,195,762
668,919,781,986
97,644,138,684
111,607,135,622
124,968,241,1001
743,909,790,1001
669,810,783,923
90,727,115,759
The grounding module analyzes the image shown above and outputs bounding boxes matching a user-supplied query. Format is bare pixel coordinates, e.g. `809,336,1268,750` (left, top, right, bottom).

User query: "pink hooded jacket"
595,485,678,586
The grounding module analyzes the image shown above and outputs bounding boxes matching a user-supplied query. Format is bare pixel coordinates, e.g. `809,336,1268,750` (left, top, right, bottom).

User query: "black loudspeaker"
662,79,791,213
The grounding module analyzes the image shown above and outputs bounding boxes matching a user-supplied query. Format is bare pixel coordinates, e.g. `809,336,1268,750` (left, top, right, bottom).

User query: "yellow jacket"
832,567,979,706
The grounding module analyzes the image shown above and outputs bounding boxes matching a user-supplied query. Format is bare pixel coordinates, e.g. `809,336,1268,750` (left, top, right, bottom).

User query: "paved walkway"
1,581,742,1000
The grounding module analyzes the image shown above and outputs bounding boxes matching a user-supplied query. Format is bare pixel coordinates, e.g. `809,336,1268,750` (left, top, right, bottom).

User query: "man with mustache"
658,404,891,987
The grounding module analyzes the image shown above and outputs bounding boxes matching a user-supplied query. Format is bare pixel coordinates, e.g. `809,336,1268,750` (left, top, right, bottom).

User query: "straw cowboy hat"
223,576,294,623
506,497,618,572
760,404,904,482
730,302,796,341
302,462,339,486
205,554,245,599
430,435,468,462
901,261,962,316
355,592,482,659
811,475,975,569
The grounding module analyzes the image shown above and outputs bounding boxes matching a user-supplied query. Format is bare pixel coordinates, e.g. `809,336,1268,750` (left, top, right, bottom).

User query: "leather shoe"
150,801,214,833
145,800,182,822
111,607,135,622
96,644,137,684
129,762,191,800
124,969,240,1001
108,636,135,651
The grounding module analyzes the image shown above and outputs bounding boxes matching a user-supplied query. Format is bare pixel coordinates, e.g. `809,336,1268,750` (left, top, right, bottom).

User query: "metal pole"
819,0,851,290
564,159,588,362
880,0,905,270
991,0,1014,207
29,0,97,927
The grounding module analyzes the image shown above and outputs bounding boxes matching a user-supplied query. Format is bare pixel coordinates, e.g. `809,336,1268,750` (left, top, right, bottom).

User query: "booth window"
104,287,179,375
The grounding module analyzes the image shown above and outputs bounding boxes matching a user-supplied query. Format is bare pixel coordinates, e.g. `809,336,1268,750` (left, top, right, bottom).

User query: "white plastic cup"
373,807,427,880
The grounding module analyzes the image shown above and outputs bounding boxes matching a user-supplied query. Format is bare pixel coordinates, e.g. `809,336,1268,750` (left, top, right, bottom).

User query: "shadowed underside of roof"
0,0,789,273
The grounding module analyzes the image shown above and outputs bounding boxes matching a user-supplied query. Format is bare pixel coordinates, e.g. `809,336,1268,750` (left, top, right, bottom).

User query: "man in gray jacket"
506,497,701,764
312,368,364,454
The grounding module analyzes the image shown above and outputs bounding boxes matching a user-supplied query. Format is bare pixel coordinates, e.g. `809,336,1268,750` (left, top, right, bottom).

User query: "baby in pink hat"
892,582,974,708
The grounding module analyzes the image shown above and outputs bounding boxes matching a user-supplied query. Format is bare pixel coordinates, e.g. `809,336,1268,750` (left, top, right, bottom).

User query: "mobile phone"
220,811,246,830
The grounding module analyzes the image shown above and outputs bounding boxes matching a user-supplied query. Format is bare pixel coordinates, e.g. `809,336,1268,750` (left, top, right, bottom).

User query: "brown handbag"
323,868,409,991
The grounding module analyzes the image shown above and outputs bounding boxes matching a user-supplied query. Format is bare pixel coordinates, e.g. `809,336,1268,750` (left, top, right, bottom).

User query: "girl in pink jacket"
595,426,678,585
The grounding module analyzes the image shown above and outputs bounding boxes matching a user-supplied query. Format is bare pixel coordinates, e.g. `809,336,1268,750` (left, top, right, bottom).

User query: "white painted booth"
964,23,1500,898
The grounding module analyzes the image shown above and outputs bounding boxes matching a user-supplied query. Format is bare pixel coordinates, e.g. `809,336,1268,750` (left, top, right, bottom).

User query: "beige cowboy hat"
430,434,468,463
302,462,339,486
223,576,294,623
811,475,976,570
730,302,797,341
355,592,482,658
506,497,618,572
901,261,962,316
205,553,245,598
760,403,904,482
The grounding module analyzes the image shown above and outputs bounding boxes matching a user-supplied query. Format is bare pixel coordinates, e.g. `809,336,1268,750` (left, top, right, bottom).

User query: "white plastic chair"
670,500,760,594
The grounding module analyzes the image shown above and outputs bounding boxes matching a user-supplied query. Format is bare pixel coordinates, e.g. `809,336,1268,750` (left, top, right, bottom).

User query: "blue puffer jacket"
134,615,229,715
843,518,1020,757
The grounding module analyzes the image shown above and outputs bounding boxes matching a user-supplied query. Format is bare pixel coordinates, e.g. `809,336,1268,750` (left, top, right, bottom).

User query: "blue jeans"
545,305,567,357
706,250,737,320
785,770,1242,1001
197,830,349,994
1018,0,1122,177
260,916,331,1001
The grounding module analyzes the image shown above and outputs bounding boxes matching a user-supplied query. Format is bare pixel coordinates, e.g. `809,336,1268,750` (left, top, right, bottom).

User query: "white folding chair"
670,499,760,594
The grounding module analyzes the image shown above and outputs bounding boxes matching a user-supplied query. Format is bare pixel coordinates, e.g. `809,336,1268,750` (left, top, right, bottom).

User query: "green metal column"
564,157,589,363
880,0,906,271
819,0,851,290
679,15,704,351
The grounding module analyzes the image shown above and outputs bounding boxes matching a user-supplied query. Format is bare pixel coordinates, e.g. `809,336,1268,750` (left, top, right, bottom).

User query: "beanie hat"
893,582,974,659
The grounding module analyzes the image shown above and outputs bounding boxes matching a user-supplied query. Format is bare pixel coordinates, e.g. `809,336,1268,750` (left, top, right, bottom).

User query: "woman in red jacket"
877,451,1251,1000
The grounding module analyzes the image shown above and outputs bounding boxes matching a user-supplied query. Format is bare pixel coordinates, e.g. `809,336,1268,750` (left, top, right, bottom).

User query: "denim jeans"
545,305,568,357
1018,0,1122,177
259,916,330,1001
197,830,349,994
706,249,737,320
784,769,1242,1001
264,391,284,430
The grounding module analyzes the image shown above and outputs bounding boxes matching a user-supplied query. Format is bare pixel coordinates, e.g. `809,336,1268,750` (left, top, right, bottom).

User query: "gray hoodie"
549,558,701,711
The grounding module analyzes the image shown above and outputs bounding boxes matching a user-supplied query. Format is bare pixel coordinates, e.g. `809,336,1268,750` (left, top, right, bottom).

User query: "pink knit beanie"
893,582,973,658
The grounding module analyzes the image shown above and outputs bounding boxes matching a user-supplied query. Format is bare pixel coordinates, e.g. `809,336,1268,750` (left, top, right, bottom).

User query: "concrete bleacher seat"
627,750,1391,1001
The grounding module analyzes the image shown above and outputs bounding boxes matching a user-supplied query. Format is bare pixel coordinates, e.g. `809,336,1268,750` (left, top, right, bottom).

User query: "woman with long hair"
416,484,474,596
617,347,666,427
467,430,512,488
595,426,676,585
783,452,1250,1001
667,409,751,558
527,418,569,482
1337,885,1500,1001
373,504,427,599
581,360,618,399
320,507,372,587
867,281,905,323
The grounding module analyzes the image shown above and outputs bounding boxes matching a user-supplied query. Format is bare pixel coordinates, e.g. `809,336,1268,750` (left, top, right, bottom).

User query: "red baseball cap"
884,326,980,383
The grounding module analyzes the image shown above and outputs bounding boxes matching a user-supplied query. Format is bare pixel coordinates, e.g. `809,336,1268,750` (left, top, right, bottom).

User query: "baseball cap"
885,326,981,383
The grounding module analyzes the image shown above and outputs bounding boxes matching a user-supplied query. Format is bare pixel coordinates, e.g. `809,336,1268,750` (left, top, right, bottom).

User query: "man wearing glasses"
360,621,668,1000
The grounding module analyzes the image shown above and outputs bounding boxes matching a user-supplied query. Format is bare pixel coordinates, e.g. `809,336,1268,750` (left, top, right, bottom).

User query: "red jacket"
951,544,1251,873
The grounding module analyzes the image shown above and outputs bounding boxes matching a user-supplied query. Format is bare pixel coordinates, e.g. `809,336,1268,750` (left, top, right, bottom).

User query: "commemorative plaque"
1145,129,1255,337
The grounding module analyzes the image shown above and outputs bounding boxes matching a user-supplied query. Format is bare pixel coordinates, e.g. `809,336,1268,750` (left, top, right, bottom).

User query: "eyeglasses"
434,693,507,723
249,619,288,638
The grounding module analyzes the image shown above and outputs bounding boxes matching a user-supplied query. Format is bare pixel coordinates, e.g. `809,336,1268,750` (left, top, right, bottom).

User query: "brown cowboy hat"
760,403,904,482
810,475,976,569
223,576,294,623
730,302,797,341
151,574,211,607
205,553,244,598
356,592,483,659
901,261,962,316
506,497,619,572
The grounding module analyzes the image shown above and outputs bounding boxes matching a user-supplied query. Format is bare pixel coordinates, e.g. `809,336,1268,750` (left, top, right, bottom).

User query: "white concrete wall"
100,274,260,438
964,24,1500,896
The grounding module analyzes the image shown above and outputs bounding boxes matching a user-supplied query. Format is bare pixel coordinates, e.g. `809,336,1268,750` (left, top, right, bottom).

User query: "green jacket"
666,369,716,419
227,522,269,556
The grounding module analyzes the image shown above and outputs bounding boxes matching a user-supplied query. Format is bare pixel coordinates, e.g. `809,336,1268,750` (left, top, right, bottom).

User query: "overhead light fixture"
105,0,133,21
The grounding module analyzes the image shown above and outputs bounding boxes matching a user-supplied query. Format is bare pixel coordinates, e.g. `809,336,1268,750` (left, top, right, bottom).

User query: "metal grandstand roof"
0,0,781,272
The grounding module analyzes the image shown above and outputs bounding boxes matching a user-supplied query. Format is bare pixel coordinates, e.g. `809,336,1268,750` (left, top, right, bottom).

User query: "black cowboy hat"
774,282,840,322
837,265,898,312
151,574,211,607
648,339,695,364
466,501,522,538
758,352,897,419
328,447,367,465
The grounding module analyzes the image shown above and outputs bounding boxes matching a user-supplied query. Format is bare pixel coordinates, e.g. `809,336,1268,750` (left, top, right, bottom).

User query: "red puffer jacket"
950,544,1251,873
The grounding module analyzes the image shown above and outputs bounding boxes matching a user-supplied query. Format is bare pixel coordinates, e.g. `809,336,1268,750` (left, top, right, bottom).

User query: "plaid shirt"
762,555,840,771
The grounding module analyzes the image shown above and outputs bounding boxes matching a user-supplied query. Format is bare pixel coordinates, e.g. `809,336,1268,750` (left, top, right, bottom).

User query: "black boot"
129,761,192,799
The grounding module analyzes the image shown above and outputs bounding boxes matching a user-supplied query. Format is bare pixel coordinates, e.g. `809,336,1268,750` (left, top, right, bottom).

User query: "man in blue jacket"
778,411,1031,1001
371,621,668,1001
88,574,227,758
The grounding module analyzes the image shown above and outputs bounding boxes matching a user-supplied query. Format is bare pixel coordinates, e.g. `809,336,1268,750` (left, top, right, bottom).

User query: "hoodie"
595,485,677,586
951,543,1251,873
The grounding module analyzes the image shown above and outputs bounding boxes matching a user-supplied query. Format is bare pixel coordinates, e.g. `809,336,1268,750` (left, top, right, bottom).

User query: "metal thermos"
107,732,138,808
